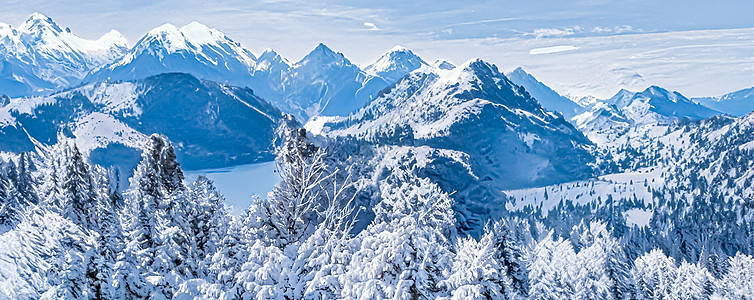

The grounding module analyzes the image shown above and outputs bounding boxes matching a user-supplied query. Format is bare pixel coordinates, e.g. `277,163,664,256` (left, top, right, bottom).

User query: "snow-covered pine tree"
61,145,98,229
119,134,189,298
342,179,455,299
188,176,230,273
527,232,577,300
669,261,714,300
0,168,23,227
490,218,529,297
715,253,754,299
632,249,677,300
441,231,512,299
572,222,615,300
15,152,39,206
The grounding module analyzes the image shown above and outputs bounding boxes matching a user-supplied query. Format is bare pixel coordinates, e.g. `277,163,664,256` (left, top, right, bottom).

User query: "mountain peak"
366,45,427,83
298,43,348,66
388,44,409,53
148,23,180,35
256,48,291,71
179,21,223,46
313,43,335,55
97,29,128,48
20,12,62,33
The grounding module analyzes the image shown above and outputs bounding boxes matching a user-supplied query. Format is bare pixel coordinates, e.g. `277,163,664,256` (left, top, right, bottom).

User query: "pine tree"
716,253,754,299
442,231,512,299
632,249,677,300
15,152,39,206
491,218,529,297
0,173,23,227
61,145,98,229
188,176,230,272
669,261,713,300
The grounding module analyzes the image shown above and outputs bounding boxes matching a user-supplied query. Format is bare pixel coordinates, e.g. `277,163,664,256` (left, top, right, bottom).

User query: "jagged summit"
0,12,128,97
85,21,256,86
19,12,61,33
254,48,291,71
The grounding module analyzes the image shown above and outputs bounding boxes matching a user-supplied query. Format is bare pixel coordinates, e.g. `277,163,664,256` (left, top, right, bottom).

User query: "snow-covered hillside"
0,13,127,97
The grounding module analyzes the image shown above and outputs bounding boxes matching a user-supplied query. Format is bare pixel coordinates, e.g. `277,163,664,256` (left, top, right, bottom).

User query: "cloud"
526,26,583,39
363,21,379,31
592,25,635,34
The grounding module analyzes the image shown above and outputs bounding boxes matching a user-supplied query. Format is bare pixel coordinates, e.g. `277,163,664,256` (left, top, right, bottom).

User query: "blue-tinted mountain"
694,86,754,117
248,44,389,121
506,67,583,118
0,73,281,170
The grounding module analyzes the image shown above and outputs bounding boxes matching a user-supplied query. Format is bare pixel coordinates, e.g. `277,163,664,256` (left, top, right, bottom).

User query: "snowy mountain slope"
0,13,127,97
506,67,583,118
365,45,429,84
694,86,754,117
83,22,256,87
308,59,595,189
0,73,281,170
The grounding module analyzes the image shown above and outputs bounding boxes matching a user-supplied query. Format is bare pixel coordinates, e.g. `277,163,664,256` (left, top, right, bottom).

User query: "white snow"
505,167,664,217
624,208,652,227
71,112,148,152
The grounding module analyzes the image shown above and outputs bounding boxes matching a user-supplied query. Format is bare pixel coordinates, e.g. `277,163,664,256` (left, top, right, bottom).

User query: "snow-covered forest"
1,119,752,299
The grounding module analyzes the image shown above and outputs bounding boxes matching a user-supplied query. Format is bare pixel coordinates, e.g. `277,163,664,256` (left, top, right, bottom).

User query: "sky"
2,0,753,98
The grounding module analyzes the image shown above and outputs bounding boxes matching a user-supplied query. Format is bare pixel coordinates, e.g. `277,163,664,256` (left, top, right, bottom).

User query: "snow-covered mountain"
248,44,389,121
573,86,722,144
0,13,128,97
694,86,754,117
0,73,281,170
83,22,256,87
308,59,595,189
365,45,428,84
506,67,583,118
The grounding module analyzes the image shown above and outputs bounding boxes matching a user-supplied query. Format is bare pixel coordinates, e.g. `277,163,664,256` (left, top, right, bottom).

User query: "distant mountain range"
0,13,127,97
1,12,752,183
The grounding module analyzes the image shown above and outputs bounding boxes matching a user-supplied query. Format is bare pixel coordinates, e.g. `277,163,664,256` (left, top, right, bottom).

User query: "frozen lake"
185,161,280,215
